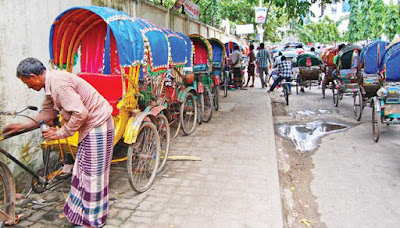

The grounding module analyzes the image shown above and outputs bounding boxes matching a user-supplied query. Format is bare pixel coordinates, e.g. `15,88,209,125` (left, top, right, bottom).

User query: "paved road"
272,83,400,227
14,84,283,227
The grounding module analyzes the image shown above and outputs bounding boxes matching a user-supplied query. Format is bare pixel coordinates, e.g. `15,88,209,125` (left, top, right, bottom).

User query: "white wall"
0,0,90,175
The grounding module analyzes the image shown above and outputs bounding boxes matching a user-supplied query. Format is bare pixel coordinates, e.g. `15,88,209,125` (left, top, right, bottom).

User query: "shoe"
250,85,254,87
300,88,305,92
240,88,247,90
244,85,248,87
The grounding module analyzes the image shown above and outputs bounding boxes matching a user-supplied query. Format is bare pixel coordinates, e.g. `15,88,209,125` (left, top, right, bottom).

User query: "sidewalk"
14,85,283,227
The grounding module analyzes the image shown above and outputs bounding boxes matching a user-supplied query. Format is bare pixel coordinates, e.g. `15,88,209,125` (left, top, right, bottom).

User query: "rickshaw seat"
77,73,125,116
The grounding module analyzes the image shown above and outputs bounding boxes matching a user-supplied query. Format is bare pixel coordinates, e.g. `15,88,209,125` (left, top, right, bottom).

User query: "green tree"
384,2,400,40
290,16,341,44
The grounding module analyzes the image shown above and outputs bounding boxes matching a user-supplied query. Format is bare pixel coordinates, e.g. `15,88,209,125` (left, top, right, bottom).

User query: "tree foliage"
290,16,341,44
384,2,400,41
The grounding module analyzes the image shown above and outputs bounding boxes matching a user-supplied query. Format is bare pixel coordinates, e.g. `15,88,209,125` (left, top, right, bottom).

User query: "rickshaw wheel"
296,78,299,95
169,116,181,140
372,101,381,142
333,87,339,107
202,86,214,123
197,93,204,125
0,165,13,226
180,92,198,135
322,81,326,98
213,86,219,111
156,114,170,174
127,121,160,193
223,71,228,97
353,91,363,121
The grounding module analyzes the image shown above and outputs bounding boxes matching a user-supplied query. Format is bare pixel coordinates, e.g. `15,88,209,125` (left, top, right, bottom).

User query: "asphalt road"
271,82,400,227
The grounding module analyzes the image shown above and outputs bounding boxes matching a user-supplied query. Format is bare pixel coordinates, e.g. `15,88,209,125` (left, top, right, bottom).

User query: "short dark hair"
278,52,283,56
260,43,265,49
250,44,254,50
338,44,346,51
281,56,286,61
16,58,46,78
311,47,315,52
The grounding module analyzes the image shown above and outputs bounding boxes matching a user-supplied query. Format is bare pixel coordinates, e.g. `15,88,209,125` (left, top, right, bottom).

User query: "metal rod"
0,147,43,181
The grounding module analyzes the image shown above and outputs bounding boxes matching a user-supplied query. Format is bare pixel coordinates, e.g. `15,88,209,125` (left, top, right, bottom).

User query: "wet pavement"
12,83,283,227
277,121,348,152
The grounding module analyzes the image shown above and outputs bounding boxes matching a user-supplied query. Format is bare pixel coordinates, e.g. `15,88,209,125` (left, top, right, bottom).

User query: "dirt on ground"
271,96,327,228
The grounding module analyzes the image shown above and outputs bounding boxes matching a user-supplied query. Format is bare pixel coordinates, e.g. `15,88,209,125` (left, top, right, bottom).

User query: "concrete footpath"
14,86,283,227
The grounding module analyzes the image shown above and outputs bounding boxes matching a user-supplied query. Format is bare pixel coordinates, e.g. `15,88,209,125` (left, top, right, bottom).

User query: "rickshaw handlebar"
0,106,38,116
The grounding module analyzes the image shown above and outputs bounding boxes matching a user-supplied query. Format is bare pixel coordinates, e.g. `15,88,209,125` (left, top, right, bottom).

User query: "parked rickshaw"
208,38,226,109
47,6,166,193
295,52,323,94
188,34,214,123
354,40,389,121
331,44,362,107
158,29,198,138
371,39,400,142
321,46,339,98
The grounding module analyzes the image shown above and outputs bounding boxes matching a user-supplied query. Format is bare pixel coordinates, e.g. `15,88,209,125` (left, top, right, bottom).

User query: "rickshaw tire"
156,114,170,174
180,92,197,135
354,91,363,121
372,101,380,142
127,121,160,193
322,81,326,98
170,116,181,140
224,74,228,97
214,86,219,111
0,165,13,225
197,93,204,125
202,86,214,123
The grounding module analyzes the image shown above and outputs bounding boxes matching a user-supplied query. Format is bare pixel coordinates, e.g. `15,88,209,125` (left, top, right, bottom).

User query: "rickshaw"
47,6,166,193
160,29,198,137
208,38,226,109
188,34,214,123
331,44,362,107
354,40,389,121
295,52,323,94
225,41,243,87
371,38,400,142
321,46,339,98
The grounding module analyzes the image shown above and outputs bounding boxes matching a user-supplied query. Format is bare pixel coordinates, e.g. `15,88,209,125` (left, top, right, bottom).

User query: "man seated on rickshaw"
332,44,346,80
268,56,292,93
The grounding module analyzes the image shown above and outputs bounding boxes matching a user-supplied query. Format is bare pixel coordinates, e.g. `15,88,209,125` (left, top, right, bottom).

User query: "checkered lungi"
63,117,114,227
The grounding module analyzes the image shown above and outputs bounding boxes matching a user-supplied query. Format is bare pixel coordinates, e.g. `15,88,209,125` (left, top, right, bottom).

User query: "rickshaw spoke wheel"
223,71,228,97
180,93,197,135
202,86,214,123
197,93,204,124
0,166,12,226
213,86,219,111
156,114,170,174
372,101,381,142
353,91,363,121
169,115,181,140
127,121,160,193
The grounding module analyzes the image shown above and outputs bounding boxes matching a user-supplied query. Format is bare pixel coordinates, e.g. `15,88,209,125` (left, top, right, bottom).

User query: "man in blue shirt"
256,43,272,88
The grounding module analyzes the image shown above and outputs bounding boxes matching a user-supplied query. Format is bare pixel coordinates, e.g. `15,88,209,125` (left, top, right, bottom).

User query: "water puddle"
277,120,348,152
295,109,331,117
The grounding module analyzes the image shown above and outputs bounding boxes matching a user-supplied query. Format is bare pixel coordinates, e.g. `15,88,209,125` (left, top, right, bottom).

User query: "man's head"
234,45,240,51
281,56,286,61
260,43,265,49
278,52,283,56
250,44,254,50
310,47,315,52
16,58,46,91
338,43,346,51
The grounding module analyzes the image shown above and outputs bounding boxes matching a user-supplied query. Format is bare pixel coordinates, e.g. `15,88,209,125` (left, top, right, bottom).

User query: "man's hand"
42,127,59,140
2,124,25,135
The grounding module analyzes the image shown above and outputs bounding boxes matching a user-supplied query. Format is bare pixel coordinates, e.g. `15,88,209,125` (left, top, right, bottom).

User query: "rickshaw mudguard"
177,86,196,103
145,105,172,122
373,97,382,112
123,112,158,145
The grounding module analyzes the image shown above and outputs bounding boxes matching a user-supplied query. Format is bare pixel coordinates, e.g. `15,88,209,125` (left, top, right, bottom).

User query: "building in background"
308,0,351,34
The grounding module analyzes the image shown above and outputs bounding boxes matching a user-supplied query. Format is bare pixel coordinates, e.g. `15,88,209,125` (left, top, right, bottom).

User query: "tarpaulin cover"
133,19,169,73
208,38,226,63
296,52,322,67
360,40,389,74
225,41,242,57
176,32,193,68
380,40,400,81
162,28,187,67
49,6,144,69
189,34,213,66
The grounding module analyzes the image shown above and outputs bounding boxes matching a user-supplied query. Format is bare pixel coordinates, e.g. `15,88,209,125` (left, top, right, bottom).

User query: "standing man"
4,58,114,227
230,45,246,90
256,43,273,88
245,44,256,87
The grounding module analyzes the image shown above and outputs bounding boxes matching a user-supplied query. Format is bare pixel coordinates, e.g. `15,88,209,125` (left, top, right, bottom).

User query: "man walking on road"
256,43,273,89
